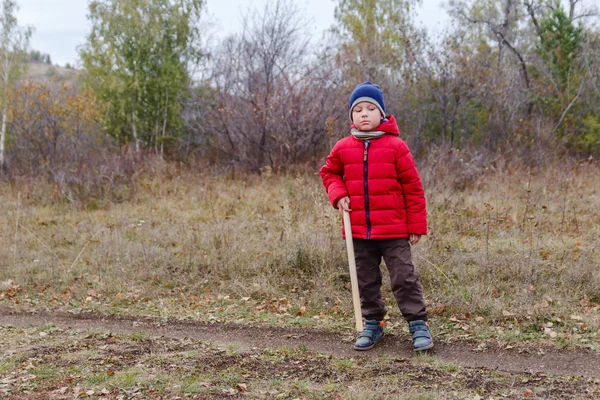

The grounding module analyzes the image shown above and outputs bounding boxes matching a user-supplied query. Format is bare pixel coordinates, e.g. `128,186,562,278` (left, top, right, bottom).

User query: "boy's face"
351,101,383,131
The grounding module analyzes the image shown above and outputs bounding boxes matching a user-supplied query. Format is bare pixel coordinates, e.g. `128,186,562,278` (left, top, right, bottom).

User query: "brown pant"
353,238,427,322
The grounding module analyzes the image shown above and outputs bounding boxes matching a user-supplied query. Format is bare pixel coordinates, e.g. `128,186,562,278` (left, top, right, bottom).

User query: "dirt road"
1,308,598,379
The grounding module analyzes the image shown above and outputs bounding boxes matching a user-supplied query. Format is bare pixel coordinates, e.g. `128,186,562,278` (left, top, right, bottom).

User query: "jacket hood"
351,115,400,136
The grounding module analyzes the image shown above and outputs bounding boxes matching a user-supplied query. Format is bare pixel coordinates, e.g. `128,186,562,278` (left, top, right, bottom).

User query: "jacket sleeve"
395,140,428,235
320,142,348,209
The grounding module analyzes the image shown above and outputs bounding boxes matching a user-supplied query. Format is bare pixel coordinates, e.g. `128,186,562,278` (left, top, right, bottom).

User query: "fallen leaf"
502,310,514,317
237,383,247,391
523,389,534,397
544,328,558,338
297,306,306,315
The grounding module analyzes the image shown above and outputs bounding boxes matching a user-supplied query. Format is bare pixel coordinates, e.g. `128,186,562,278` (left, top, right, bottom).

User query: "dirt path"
1,308,599,379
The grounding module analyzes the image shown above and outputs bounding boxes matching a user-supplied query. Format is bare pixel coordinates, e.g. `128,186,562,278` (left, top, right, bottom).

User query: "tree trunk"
160,89,168,159
132,111,139,154
1,50,10,169
0,105,7,168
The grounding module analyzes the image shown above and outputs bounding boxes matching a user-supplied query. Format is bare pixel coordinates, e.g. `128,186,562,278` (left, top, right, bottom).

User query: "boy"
320,81,433,351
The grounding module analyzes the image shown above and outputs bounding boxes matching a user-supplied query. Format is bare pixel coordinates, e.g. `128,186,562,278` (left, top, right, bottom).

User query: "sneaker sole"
414,342,434,352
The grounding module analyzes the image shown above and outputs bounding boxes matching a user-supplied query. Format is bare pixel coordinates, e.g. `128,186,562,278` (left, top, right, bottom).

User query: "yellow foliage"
9,79,103,142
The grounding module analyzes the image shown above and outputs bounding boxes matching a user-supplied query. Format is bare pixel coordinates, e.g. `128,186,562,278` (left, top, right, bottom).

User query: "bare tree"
204,0,338,171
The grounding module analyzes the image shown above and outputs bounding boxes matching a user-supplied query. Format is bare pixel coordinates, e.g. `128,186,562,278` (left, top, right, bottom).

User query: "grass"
0,323,598,399
0,157,599,347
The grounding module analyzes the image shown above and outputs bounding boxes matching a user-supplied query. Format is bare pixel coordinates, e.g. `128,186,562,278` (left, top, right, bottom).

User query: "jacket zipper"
363,140,371,239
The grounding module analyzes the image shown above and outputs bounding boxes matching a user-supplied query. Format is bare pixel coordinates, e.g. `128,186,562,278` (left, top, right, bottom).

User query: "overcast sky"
15,0,450,67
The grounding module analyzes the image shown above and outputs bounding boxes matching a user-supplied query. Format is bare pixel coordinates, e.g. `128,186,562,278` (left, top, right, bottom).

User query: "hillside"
21,61,80,83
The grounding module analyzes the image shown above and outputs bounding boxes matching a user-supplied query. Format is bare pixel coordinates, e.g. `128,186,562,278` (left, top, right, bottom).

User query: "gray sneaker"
409,320,434,351
354,319,384,351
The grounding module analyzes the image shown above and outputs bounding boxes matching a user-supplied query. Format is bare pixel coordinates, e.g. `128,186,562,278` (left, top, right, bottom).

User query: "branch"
457,10,530,89
524,0,544,46
572,10,599,21
551,82,584,134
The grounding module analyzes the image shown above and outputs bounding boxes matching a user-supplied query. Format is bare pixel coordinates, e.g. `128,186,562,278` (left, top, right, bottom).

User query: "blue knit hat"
349,81,385,120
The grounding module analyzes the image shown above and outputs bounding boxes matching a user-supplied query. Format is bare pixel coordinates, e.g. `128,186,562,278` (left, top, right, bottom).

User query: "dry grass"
0,156,599,344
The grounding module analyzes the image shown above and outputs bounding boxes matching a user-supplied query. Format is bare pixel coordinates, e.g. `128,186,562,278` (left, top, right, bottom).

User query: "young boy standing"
320,82,433,352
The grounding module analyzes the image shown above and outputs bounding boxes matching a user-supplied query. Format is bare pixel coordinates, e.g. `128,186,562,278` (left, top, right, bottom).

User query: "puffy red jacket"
320,115,427,239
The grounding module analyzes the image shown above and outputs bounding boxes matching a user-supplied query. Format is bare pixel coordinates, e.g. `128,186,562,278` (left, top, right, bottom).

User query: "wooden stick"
343,210,363,332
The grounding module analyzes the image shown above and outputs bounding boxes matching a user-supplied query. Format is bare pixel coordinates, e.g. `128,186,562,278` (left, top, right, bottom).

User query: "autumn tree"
331,0,421,84
80,0,204,156
329,0,446,153
535,5,584,133
523,0,598,153
204,0,337,171
0,0,31,169
7,80,135,203
439,0,599,157
9,80,104,175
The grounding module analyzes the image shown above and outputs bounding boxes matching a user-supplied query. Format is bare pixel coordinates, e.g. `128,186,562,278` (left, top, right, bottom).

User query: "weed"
180,376,208,394
128,332,147,342
334,359,356,373
85,372,111,385
113,368,143,388
0,358,18,373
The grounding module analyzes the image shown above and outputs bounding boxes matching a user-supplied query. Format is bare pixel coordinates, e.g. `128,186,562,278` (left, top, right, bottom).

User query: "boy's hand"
409,234,421,245
337,196,351,212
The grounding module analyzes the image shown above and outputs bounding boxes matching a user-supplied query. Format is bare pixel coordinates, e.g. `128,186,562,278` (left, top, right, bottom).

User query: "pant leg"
381,239,428,322
353,239,386,321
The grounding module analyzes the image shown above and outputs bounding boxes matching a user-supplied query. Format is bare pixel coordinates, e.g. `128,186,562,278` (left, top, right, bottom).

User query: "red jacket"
320,115,427,239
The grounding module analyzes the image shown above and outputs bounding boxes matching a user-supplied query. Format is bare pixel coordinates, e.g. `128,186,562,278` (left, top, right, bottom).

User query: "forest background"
1,0,599,179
